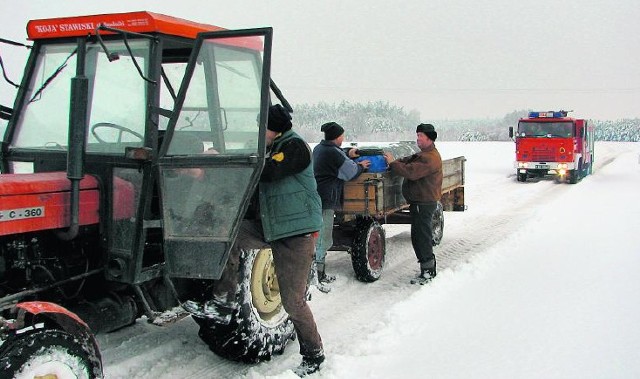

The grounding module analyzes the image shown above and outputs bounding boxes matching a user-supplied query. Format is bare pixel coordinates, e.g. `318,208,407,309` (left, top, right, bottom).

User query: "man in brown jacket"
383,123,443,284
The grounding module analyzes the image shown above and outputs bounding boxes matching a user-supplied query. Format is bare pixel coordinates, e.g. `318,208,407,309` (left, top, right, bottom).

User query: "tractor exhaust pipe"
58,38,88,241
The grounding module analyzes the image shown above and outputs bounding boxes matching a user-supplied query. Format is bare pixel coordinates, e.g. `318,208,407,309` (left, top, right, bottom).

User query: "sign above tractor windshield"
27,12,265,51
27,11,224,40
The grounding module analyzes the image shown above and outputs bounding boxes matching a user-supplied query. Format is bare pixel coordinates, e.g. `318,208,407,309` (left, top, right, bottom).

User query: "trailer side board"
339,156,466,220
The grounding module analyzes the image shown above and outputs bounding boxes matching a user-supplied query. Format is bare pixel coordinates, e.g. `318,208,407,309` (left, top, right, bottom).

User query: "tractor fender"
11,301,101,360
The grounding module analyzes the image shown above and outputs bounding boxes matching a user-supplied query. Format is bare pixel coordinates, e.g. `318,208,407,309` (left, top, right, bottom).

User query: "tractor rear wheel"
194,248,294,363
0,328,102,379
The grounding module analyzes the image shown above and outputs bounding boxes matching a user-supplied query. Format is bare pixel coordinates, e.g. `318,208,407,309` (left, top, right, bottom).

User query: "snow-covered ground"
99,141,640,379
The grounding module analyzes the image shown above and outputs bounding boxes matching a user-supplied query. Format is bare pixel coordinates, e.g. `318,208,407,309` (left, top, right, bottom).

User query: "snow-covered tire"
431,202,444,246
517,172,527,182
194,248,294,363
0,328,103,379
351,219,386,282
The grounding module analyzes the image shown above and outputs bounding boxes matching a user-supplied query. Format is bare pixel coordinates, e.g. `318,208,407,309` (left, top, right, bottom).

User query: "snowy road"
98,141,638,378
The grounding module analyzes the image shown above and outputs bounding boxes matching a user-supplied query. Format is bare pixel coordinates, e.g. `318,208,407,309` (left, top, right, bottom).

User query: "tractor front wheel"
0,328,102,379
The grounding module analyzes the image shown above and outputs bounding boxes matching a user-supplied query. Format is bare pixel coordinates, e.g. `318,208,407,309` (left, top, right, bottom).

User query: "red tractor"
509,110,595,183
0,11,293,377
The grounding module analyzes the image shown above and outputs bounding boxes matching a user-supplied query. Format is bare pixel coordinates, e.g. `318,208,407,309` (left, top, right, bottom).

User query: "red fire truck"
509,110,595,183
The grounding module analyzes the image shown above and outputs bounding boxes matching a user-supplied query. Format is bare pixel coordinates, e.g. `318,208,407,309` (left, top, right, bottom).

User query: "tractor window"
85,40,149,153
165,42,262,155
13,43,77,149
111,168,143,253
12,40,150,154
159,63,187,131
161,167,252,239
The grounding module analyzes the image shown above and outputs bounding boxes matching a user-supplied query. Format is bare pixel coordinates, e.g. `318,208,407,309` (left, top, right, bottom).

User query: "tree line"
290,102,640,142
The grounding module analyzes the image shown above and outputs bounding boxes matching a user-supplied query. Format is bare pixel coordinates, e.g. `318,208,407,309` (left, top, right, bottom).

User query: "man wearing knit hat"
216,104,326,376
383,123,443,285
312,121,370,292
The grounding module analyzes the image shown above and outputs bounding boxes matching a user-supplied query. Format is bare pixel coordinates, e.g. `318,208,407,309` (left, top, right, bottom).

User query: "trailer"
331,142,466,282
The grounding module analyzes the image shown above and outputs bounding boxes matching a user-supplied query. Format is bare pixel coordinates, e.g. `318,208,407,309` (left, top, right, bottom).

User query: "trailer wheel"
431,202,445,246
351,220,386,282
0,328,102,379
194,248,294,363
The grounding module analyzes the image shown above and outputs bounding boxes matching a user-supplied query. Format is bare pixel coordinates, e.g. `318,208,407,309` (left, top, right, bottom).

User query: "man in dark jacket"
189,105,326,376
384,123,443,284
312,122,370,292
258,104,325,375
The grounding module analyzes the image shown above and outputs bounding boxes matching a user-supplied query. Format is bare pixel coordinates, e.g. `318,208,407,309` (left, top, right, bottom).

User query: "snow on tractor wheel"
431,202,445,246
351,219,386,282
0,328,102,379
194,248,294,363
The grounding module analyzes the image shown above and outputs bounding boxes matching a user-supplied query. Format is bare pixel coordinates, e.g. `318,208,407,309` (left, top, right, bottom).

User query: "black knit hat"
267,104,292,133
416,123,437,141
321,122,344,141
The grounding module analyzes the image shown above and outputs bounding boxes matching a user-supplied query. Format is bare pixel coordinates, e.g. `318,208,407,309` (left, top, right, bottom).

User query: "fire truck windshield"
517,121,574,138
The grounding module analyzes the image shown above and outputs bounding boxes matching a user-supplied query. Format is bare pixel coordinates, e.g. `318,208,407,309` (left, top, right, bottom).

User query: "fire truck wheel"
431,202,445,246
351,219,386,282
579,158,589,178
517,172,527,182
0,328,102,379
569,169,579,184
194,248,294,363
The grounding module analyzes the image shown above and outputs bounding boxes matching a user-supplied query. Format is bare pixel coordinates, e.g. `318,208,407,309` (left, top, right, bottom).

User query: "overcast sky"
1,0,639,120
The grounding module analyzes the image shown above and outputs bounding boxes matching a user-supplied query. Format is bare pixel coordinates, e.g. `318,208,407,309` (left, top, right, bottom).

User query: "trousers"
314,209,335,267
221,220,324,357
409,202,437,266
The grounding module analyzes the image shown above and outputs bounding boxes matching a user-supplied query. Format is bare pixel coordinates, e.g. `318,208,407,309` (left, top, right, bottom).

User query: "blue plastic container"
355,154,388,173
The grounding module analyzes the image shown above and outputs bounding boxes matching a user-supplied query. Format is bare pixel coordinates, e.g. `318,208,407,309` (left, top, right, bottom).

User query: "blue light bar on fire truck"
528,110,569,118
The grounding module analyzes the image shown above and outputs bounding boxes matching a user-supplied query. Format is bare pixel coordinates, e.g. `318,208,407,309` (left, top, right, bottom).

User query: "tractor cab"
1,11,276,282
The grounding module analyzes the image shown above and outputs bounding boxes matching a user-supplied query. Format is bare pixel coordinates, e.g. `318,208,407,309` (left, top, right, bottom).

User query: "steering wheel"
91,122,144,144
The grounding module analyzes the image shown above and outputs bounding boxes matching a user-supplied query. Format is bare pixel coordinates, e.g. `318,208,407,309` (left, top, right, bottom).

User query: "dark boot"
411,260,436,285
309,262,331,294
421,260,437,278
182,295,236,323
318,270,336,284
293,352,325,377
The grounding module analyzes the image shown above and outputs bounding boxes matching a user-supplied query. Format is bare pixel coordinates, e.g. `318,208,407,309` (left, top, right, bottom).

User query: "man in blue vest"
312,122,370,292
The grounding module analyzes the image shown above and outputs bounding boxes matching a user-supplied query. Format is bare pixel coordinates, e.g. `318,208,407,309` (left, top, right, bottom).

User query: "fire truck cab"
509,110,595,183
